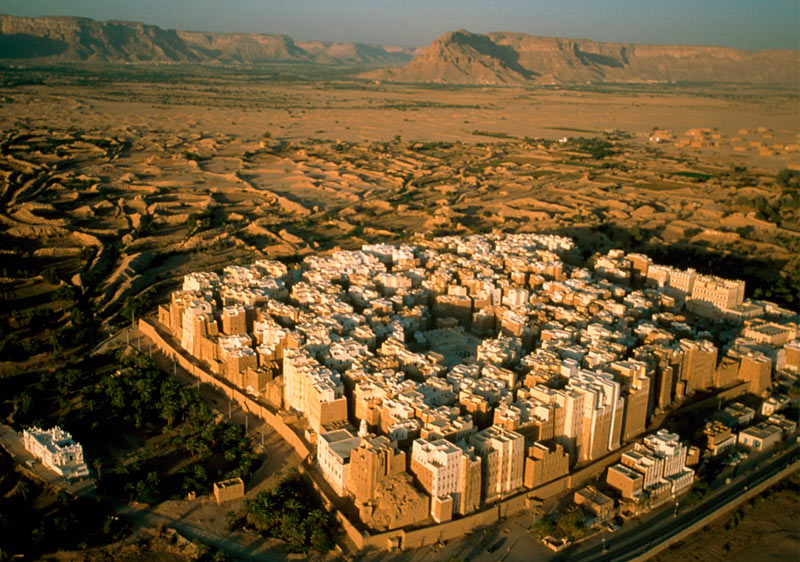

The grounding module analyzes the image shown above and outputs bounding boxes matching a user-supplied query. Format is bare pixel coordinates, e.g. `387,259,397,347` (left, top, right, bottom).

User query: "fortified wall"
140,316,593,549
139,318,311,461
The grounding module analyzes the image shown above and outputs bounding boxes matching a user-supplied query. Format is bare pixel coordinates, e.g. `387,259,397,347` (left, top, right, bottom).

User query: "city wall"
328,477,572,550
675,382,748,418
302,451,542,551
567,442,636,490
337,499,506,551
138,319,310,461
138,318,635,552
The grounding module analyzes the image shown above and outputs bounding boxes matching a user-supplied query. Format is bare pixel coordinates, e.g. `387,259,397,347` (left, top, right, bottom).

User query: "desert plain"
0,62,798,561
1,67,798,350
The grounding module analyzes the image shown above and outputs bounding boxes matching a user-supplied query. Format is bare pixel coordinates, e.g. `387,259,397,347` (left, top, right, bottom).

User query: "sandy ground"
4,81,798,152
1,67,798,559
1,70,797,377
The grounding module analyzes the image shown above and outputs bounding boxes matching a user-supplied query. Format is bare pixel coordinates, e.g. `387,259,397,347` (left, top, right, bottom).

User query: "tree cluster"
121,290,155,323
186,209,218,234
93,353,257,504
567,137,615,159
530,510,587,542
683,479,710,507
0,457,128,559
776,168,799,192
243,469,335,553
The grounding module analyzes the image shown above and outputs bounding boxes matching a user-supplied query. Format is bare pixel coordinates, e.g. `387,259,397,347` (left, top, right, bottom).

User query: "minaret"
359,418,368,438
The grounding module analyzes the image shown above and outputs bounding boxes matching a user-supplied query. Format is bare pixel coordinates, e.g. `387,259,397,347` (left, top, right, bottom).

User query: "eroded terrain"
0,66,798,368
0,65,798,561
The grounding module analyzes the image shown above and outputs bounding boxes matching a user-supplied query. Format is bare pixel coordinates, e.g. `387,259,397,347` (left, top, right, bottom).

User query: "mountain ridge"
1,16,797,85
0,14,415,65
366,29,799,86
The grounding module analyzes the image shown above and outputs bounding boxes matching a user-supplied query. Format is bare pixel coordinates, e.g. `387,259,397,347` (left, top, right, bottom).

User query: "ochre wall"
139,319,310,460
140,318,634,551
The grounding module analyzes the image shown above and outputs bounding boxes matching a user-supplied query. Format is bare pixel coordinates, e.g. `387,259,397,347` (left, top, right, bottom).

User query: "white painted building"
317,428,361,496
410,437,481,521
469,426,524,502
412,438,462,500
23,426,90,479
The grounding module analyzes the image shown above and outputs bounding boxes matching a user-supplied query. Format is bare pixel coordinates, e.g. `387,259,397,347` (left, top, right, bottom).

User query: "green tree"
14,390,32,416
777,168,799,191
55,284,78,302
224,510,240,531
556,510,586,541
243,470,334,552
57,490,72,507
42,268,61,284
212,551,231,562
92,458,104,481
531,516,555,538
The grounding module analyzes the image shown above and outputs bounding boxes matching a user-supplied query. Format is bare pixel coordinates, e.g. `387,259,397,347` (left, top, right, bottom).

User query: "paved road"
556,443,800,562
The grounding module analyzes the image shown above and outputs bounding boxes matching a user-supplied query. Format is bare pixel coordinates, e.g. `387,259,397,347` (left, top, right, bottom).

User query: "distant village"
103,233,798,547
649,126,800,157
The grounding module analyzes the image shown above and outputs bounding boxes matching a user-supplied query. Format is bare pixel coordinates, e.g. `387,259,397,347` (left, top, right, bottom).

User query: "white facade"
643,429,688,478
23,426,90,479
622,449,663,490
568,370,623,457
180,299,214,351
317,429,361,496
283,348,346,432
412,438,463,502
469,426,523,501
641,429,694,495
182,271,220,293
691,275,745,310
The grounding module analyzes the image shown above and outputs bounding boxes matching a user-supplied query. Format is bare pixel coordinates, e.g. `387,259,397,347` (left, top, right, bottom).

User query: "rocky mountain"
177,31,312,63
296,41,416,65
0,15,199,62
367,29,799,86
0,14,414,65
2,16,795,85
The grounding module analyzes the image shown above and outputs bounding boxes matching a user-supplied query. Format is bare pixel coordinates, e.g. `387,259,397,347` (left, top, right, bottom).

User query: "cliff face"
2,16,795,85
368,29,799,86
177,31,310,63
0,15,199,62
296,41,416,65
0,14,414,65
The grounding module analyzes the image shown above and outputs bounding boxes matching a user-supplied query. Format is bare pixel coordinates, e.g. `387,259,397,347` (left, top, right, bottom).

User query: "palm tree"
284,498,303,515
160,397,179,427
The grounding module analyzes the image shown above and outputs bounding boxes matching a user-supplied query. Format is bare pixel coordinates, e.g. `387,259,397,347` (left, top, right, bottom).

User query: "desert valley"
0,12,798,562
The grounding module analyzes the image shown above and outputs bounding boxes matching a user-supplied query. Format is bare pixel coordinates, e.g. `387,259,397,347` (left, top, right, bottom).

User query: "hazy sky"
2,0,798,50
